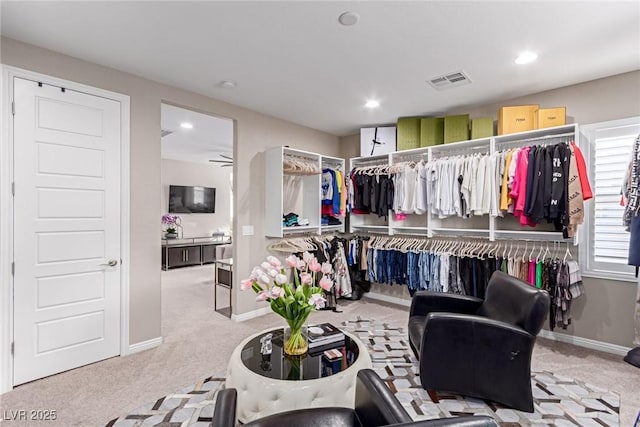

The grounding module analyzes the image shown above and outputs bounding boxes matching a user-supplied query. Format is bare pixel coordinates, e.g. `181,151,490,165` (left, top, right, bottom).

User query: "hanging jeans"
407,252,420,292
418,252,430,291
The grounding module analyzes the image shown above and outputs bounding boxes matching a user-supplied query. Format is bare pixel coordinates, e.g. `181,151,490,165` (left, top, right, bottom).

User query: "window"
580,117,640,282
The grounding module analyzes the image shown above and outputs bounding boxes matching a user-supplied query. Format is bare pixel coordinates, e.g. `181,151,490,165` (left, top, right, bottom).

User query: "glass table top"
240,327,359,381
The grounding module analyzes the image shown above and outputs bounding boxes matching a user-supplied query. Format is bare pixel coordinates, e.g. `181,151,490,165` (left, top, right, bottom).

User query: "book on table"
307,323,345,347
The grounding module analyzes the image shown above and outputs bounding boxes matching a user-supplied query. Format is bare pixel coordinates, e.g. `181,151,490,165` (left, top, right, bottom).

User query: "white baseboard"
364,292,411,307
126,336,163,355
538,329,631,356
367,292,631,357
231,306,272,322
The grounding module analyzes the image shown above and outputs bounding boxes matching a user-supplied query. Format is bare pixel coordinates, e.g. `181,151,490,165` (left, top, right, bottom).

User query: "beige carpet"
0,265,638,426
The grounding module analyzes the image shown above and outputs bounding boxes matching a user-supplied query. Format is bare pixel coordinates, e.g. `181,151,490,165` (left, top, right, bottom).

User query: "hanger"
542,242,550,261
536,242,544,261
563,241,572,262
528,241,536,262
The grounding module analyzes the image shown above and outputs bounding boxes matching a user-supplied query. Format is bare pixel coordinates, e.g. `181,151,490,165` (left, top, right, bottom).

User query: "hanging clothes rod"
496,131,575,146
432,149,490,158
350,232,573,244
322,160,344,167
281,229,320,236
393,152,428,161
351,158,389,166
283,152,318,162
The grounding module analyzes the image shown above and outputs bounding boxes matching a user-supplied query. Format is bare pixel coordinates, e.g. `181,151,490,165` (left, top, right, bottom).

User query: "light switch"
242,225,254,236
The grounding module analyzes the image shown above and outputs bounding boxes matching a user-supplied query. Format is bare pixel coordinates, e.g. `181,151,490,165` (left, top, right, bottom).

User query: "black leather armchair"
408,270,550,412
213,369,499,427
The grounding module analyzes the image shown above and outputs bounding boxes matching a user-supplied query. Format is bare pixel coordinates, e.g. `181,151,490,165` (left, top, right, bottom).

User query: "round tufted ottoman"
226,327,373,423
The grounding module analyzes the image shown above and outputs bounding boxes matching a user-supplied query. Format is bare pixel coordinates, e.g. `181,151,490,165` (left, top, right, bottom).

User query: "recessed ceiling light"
515,51,538,65
365,100,380,109
338,11,359,26
180,122,193,129
219,80,237,89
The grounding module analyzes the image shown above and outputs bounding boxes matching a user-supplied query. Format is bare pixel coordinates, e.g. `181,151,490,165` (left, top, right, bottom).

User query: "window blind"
592,135,632,265
581,119,640,281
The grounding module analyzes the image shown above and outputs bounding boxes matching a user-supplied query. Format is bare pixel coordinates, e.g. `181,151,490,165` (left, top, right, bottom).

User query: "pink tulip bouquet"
241,252,334,355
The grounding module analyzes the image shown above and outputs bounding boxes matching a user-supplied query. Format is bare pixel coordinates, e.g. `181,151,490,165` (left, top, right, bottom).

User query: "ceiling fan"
209,154,233,167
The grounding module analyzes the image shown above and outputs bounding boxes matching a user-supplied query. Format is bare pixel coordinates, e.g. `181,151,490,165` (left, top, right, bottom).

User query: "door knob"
100,259,118,267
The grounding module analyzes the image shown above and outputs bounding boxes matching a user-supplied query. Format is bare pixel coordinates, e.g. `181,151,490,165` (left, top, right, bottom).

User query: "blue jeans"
430,254,441,292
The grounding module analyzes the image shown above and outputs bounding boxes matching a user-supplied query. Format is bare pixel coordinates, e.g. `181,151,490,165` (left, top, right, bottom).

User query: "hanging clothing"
566,144,585,238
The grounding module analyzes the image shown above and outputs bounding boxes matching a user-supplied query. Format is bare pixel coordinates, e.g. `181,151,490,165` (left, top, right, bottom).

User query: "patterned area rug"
106,319,620,426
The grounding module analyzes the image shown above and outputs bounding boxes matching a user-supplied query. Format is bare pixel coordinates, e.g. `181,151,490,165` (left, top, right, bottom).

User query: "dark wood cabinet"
166,247,188,268
161,239,231,270
202,244,216,264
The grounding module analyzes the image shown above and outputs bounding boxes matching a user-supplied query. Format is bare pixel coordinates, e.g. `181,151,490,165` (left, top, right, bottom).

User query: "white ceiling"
161,103,233,164
2,1,639,136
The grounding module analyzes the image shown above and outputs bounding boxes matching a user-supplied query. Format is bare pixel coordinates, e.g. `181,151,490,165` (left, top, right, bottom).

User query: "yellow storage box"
498,105,539,135
538,107,566,129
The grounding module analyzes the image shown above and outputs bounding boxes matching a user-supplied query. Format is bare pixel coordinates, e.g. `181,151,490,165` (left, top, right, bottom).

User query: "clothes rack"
347,233,582,330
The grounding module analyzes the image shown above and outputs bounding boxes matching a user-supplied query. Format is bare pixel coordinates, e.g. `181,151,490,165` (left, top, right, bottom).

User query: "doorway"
159,103,234,338
4,69,130,389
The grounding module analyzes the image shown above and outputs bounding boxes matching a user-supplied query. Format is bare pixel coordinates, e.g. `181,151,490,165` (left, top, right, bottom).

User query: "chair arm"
410,291,483,318
425,313,534,340
422,313,534,368
211,388,237,427
354,369,412,427
390,416,499,426
420,313,536,407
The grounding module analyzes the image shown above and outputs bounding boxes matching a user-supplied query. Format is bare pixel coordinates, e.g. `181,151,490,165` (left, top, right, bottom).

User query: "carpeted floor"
0,265,638,426
107,319,622,426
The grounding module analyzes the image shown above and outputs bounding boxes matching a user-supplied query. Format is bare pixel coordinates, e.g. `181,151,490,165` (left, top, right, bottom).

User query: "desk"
214,258,233,317
226,327,372,423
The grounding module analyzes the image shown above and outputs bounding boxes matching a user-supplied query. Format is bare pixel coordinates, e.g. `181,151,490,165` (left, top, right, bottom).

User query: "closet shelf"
493,230,571,241
265,146,346,237
321,224,345,232
392,226,430,236
282,225,320,235
348,124,580,244
432,227,489,236
351,225,389,234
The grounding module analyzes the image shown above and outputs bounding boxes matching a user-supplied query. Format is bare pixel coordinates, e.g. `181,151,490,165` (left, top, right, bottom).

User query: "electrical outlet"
242,225,254,236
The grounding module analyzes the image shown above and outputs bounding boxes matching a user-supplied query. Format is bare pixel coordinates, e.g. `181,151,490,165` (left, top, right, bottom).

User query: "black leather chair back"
476,271,550,335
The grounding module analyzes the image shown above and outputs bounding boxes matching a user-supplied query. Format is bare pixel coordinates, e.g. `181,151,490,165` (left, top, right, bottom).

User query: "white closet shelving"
264,147,346,237
348,153,391,234
321,155,347,234
348,124,579,242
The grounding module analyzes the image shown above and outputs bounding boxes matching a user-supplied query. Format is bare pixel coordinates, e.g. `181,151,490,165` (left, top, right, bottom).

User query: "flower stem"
284,325,308,356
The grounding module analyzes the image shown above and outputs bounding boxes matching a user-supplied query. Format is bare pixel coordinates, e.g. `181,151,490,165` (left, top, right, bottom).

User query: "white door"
13,78,122,385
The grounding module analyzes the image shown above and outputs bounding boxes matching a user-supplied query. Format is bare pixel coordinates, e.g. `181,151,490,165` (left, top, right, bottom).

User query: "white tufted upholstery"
226,328,373,423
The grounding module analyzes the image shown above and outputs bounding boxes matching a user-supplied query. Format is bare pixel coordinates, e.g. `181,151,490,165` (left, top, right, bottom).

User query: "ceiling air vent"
427,70,472,91
161,129,174,138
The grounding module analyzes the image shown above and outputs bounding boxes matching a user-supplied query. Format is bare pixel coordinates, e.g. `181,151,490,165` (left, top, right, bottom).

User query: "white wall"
1,36,341,344
161,158,231,237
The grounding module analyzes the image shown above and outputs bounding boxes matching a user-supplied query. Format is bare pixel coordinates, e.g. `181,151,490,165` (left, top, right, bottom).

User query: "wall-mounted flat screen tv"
168,185,216,213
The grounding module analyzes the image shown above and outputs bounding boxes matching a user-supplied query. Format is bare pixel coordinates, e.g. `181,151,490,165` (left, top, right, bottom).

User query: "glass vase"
283,325,308,356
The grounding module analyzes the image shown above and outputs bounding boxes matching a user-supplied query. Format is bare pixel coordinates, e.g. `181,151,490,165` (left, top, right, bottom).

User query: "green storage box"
396,117,421,151
420,117,444,147
444,114,470,144
471,117,494,139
